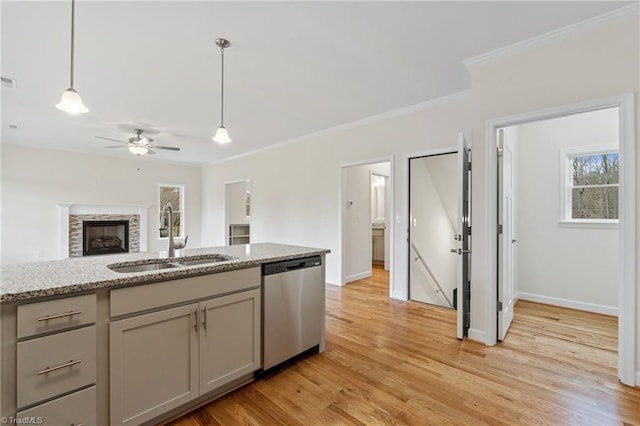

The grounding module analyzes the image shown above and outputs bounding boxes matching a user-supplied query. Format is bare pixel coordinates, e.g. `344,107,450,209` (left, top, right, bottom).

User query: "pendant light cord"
220,46,225,126
70,0,75,89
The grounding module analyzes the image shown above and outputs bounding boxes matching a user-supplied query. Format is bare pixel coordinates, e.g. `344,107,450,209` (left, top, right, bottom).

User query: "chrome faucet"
160,202,188,257
160,202,177,257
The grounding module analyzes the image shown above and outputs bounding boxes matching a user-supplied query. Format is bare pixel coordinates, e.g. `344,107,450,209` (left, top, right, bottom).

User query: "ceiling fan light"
128,145,149,156
213,126,232,144
55,88,89,114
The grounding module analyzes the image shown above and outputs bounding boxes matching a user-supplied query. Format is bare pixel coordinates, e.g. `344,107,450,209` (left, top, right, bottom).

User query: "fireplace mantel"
59,203,150,258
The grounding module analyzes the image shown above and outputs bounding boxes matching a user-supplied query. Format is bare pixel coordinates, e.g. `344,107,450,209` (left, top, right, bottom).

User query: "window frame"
157,183,185,239
559,144,619,227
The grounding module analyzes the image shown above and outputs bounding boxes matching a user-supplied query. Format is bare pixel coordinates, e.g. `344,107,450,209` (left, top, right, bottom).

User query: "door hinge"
497,301,503,311
467,161,472,171
467,226,471,236
497,147,503,158
497,224,503,234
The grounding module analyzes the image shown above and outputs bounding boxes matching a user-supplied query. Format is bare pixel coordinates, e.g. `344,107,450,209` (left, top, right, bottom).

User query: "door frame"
483,94,636,386
223,178,252,245
403,146,458,302
339,156,394,297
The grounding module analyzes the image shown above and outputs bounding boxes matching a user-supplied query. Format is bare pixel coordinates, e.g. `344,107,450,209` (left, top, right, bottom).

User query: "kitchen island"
1,243,329,425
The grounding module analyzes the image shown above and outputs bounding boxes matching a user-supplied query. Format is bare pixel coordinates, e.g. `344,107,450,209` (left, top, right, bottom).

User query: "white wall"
201,94,471,288
1,143,202,265
467,13,638,373
409,155,457,307
514,108,619,311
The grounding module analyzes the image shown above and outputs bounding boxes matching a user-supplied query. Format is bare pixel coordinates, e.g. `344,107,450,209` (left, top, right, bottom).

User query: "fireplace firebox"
83,220,129,256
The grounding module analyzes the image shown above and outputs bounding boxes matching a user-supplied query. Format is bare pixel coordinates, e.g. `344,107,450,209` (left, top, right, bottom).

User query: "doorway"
408,153,457,310
407,134,471,339
498,107,621,341
487,94,636,386
341,160,392,293
224,179,251,245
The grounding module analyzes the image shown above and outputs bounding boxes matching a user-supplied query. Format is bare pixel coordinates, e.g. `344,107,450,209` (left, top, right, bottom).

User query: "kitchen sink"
177,254,236,266
108,261,180,273
108,254,237,273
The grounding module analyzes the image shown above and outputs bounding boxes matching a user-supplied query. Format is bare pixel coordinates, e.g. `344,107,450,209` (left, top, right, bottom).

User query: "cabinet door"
199,289,260,395
372,235,384,262
110,304,198,425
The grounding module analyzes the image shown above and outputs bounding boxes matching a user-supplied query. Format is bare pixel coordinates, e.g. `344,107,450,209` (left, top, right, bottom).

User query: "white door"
498,129,516,340
408,154,457,309
455,133,471,339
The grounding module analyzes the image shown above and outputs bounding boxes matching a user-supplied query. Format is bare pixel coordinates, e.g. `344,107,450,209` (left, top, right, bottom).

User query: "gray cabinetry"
17,386,96,426
10,293,97,425
110,304,199,425
109,269,261,426
199,289,261,394
372,228,385,264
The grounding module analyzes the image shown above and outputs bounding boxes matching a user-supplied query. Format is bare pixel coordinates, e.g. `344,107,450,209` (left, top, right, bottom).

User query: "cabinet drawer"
16,385,96,426
17,326,96,408
17,293,96,338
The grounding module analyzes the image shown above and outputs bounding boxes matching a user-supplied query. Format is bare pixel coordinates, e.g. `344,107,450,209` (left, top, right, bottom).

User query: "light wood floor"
168,266,640,425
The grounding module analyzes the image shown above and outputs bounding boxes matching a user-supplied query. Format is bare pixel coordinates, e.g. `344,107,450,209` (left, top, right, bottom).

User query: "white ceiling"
1,1,629,166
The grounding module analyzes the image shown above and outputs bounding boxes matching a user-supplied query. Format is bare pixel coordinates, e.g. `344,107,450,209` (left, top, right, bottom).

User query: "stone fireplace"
69,214,139,257
82,220,130,256
59,204,149,258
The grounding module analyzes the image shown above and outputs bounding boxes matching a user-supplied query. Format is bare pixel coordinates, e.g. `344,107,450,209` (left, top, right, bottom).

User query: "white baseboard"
344,271,371,284
326,281,343,287
515,292,618,316
468,328,486,344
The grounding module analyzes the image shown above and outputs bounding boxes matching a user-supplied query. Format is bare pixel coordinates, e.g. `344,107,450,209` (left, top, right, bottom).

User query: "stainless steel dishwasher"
262,255,323,370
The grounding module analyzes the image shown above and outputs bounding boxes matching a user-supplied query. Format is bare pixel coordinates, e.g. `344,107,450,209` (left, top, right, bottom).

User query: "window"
561,146,619,223
158,184,184,238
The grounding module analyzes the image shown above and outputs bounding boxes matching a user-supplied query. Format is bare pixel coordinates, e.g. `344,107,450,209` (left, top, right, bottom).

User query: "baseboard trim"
326,281,342,287
515,292,618,316
344,271,371,284
468,328,487,345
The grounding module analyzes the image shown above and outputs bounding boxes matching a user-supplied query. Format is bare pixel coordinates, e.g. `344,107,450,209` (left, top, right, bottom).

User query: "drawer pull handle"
37,359,82,375
37,310,83,322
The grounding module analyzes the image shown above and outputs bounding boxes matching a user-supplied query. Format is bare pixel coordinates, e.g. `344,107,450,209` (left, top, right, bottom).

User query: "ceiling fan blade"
95,136,127,144
147,149,157,155
104,145,127,149
151,146,181,151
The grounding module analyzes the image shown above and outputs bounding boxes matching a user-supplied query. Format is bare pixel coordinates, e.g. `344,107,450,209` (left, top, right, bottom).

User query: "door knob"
450,248,471,255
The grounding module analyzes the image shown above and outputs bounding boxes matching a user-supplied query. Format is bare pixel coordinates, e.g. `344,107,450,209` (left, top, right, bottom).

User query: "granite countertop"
0,243,330,303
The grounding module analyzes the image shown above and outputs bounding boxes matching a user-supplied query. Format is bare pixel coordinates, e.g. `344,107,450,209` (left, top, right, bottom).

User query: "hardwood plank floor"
168,266,640,425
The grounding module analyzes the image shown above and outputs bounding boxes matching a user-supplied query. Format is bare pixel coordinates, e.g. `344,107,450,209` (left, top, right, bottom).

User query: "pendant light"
212,38,231,144
56,0,89,114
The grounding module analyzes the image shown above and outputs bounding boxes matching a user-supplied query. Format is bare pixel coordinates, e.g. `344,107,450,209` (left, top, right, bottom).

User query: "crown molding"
206,90,472,166
463,3,640,71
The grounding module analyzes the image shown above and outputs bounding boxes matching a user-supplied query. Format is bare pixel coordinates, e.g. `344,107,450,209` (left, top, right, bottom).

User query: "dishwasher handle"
285,262,307,271
263,255,322,275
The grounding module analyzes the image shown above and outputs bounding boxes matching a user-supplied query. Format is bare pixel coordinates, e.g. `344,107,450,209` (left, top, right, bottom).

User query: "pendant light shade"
213,126,231,144
56,88,89,114
56,0,89,114
212,38,231,144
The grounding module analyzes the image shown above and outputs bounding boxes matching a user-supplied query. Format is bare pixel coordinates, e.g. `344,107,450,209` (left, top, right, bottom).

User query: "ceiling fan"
95,129,180,156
